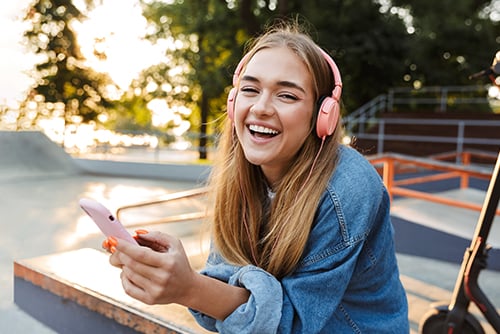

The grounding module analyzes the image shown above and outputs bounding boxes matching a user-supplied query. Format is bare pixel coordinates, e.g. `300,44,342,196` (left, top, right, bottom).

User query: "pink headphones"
226,47,342,138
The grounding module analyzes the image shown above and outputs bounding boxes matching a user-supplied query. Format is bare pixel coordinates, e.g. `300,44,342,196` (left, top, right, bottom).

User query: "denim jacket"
190,145,409,333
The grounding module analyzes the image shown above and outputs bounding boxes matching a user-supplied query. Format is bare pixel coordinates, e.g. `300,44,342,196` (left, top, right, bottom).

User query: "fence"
342,85,500,157
350,118,500,156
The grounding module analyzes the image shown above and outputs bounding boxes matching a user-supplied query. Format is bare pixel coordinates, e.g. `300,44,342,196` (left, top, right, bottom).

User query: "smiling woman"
104,19,410,334
233,47,315,185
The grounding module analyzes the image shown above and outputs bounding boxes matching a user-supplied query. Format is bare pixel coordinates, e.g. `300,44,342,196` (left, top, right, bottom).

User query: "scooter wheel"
419,307,485,334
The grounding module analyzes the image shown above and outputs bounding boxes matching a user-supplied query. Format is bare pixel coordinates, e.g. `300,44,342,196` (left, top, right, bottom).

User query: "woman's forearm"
181,272,250,320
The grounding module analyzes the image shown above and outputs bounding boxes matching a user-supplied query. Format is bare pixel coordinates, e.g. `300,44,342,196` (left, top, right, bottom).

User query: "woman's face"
233,46,315,186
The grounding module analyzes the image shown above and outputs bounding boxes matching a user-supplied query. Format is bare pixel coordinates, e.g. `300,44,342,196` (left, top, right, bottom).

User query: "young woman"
106,20,409,333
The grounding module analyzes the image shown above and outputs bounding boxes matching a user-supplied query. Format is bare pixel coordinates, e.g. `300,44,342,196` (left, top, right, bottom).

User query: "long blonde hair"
208,21,343,278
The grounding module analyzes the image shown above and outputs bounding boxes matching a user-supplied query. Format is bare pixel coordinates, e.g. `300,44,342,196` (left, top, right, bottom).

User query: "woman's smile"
247,123,281,139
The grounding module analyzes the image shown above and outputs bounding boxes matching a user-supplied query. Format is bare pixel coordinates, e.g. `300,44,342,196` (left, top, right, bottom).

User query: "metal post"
440,87,448,112
388,89,394,112
456,121,465,162
377,120,385,154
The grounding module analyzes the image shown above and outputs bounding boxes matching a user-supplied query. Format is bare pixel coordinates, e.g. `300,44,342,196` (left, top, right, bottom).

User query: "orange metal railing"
116,150,500,226
367,150,500,215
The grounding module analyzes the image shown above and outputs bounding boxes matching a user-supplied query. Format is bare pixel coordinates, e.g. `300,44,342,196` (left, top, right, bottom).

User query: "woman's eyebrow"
277,80,306,93
240,75,306,93
240,75,259,83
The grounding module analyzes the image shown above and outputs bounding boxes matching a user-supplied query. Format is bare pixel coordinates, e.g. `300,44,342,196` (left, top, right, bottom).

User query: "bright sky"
0,0,34,106
0,0,165,107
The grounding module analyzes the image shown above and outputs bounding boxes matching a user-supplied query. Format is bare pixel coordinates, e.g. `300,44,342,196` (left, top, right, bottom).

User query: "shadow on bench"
14,248,211,334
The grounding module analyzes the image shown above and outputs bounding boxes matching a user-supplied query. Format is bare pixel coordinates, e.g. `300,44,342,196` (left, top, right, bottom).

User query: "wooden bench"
14,248,211,334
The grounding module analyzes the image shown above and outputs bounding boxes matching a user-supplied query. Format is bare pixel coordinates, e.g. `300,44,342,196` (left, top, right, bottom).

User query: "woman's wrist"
182,271,250,321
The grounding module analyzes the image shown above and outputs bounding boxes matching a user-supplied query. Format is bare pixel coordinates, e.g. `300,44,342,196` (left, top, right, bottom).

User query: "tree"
390,0,500,87
22,0,115,142
137,0,500,158
138,0,412,159
139,0,248,159
279,0,411,112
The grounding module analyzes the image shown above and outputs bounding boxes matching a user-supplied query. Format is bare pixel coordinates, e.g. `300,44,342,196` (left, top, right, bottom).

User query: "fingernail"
102,239,110,250
110,246,116,254
108,236,118,247
135,229,149,235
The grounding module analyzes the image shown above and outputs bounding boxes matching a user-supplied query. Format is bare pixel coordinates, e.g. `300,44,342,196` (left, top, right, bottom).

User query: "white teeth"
249,124,279,135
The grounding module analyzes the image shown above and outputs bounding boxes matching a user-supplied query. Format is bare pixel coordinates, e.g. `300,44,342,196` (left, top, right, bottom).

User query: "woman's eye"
280,93,298,101
240,87,259,94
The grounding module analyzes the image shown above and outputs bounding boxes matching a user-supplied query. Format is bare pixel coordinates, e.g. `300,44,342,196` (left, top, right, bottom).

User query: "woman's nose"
250,93,274,116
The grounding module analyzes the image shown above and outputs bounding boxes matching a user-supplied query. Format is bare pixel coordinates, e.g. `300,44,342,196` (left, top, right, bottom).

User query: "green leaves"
23,0,115,130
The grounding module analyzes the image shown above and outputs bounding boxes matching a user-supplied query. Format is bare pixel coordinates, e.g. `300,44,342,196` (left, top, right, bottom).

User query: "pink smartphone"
79,198,138,245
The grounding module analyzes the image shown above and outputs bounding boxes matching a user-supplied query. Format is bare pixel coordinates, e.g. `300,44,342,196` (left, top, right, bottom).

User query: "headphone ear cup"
227,87,237,121
316,96,340,138
315,48,342,138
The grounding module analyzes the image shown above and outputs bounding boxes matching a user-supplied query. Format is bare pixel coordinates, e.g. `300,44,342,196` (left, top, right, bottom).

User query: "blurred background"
1,0,499,163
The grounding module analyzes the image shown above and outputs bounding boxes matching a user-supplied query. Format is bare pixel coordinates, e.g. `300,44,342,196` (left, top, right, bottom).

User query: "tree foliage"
391,0,500,87
136,0,414,157
137,0,248,158
22,0,115,133
280,0,411,112
17,0,500,156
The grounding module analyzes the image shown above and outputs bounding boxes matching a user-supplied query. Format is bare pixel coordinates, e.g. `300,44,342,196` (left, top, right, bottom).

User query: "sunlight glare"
75,214,102,238
342,135,352,146
149,99,174,127
73,0,166,90
489,85,500,99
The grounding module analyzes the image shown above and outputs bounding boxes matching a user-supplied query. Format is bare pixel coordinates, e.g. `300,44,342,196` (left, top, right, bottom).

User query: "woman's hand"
106,230,197,306
104,230,251,320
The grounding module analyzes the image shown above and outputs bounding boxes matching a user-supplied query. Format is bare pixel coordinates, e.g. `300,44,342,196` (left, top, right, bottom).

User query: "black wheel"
419,308,485,334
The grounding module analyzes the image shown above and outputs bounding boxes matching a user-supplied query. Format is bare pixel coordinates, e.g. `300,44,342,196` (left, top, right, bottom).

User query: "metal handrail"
342,94,387,134
343,85,491,135
116,186,209,227
387,85,489,113
368,150,500,215
115,151,499,227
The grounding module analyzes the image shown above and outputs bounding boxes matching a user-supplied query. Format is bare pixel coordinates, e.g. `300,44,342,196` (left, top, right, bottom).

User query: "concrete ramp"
391,188,500,248
391,188,500,270
0,131,81,181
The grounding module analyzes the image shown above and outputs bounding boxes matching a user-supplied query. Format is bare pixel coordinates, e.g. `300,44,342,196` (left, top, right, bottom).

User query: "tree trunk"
198,93,208,160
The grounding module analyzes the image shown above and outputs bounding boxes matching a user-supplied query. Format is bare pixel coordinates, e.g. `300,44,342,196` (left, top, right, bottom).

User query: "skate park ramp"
391,188,500,270
0,131,81,181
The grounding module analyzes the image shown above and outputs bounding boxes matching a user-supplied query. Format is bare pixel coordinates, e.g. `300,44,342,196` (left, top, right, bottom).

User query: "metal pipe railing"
368,150,500,215
116,186,209,226
115,151,499,227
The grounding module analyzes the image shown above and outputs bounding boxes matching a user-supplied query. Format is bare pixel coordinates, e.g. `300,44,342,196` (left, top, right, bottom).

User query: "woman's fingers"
105,231,196,305
109,249,123,268
119,269,152,304
134,230,174,253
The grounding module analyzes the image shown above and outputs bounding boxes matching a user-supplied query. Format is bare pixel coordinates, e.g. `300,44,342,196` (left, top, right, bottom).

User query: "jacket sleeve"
189,253,283,333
